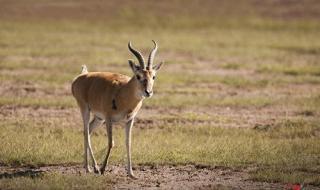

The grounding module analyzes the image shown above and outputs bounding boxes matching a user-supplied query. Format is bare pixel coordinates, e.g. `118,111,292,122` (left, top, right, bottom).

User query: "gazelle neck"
116,76,144,110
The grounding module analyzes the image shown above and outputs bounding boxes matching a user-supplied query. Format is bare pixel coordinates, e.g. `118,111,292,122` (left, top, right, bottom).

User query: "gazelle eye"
153,76,156,80
136,75,141,80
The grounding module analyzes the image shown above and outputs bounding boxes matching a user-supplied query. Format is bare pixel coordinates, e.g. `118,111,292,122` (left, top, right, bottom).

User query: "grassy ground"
0,0,320,189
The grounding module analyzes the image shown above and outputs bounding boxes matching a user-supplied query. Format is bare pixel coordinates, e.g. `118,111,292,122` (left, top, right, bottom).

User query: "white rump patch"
81,65,88,74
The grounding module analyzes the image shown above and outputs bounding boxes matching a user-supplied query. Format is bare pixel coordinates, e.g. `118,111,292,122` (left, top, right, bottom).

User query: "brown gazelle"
71,41,163,178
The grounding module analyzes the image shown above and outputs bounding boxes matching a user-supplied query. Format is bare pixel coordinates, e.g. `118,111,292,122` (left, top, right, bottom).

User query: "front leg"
125,118,137,179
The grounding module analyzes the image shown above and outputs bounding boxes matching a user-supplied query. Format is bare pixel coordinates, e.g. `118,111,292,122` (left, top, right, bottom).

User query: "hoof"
100,168,106,175
94,166,101,174
85,167,92,173
128,173,138,179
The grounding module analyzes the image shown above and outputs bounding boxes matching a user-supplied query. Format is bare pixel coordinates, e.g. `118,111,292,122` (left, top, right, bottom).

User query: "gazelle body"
71,41,163,178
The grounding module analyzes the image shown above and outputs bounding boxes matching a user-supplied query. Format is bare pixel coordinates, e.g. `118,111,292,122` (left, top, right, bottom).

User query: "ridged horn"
128,41,145,69
147,40,158,70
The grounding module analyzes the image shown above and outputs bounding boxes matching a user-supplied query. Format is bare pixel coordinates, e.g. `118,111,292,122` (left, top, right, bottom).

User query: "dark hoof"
93,166,101,174
100,168,105,175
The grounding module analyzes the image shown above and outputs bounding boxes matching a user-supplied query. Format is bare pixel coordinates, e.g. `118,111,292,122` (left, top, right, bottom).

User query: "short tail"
81,65,88,74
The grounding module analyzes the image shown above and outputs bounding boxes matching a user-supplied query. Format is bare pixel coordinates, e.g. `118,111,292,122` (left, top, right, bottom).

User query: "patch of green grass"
0,172,112,190
221,62,242,70
0,123,83,165
250,169,320,186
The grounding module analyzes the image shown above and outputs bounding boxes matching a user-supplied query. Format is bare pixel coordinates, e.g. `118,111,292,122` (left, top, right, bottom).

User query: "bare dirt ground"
0,164,290,190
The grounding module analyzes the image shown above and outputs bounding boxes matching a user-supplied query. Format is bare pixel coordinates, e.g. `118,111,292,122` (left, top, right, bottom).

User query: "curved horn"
147,40,158,70
128,41,145,68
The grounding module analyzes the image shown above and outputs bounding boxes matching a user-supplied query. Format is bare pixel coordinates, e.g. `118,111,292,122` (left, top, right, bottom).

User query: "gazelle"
71,41,163,178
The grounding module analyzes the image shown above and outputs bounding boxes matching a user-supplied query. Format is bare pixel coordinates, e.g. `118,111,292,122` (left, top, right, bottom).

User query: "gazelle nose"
145,90,153,97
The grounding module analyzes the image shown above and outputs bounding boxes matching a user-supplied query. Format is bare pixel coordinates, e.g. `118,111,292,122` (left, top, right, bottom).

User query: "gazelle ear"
128,59,140,73
153,62,164,71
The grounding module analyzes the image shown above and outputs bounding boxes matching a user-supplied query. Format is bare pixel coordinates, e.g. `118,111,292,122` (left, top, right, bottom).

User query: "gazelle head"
128,41,163,98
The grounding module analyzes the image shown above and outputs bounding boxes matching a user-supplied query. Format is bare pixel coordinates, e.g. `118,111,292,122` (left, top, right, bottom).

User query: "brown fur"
72,72,143,122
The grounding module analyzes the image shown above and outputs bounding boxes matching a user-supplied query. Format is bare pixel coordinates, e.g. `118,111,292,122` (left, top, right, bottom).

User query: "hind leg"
80,106,101,173
79,105,91,173
88,116,103,173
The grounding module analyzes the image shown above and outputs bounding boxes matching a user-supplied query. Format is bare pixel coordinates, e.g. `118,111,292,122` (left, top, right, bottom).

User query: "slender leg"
88,117,103,174
125,118,137,179
100,120,114,174
80,106,91,173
